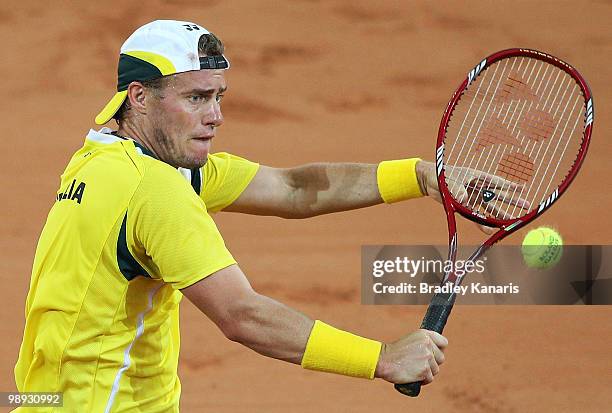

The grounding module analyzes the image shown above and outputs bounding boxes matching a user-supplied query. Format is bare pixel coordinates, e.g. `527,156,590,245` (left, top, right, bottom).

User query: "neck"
116,120,161,160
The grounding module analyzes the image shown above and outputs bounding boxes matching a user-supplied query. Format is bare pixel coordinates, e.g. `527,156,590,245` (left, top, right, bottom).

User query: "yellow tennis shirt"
14,128,259,412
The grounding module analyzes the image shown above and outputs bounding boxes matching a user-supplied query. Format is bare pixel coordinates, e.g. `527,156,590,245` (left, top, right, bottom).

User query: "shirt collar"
86,128,157,159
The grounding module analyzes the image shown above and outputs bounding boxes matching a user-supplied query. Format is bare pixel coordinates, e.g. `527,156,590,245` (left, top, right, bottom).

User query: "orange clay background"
1,1,610,412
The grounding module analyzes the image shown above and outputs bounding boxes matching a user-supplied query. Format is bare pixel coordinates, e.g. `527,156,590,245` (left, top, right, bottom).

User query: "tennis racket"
395,48,594,397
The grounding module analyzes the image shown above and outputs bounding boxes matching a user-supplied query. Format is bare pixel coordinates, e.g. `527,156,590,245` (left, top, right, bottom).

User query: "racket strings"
465,58,541,206
465,58,541,212
505,87,584,218
471,58,561,217
447,58,521,206
498,71,584,218
446,57,527,213
443,55,586,220
445,58,507,176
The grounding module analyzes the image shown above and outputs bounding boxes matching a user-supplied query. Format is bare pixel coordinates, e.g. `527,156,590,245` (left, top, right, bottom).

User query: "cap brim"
95,91,128,125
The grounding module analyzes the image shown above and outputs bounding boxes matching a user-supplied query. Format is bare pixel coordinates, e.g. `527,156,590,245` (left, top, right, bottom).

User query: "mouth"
193,135,214,141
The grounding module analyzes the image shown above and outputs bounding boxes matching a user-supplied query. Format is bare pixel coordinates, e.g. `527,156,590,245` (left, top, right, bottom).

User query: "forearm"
226,292,382,379
287,162,382,217
288,159,426,217
225,159,427,218
225,292,314,364
183,265,388,380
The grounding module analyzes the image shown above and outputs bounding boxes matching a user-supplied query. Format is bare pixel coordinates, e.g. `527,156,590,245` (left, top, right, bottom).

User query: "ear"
126,82,147,115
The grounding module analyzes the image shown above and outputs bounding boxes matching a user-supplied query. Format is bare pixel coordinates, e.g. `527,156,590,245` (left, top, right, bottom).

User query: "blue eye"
188,95,204,103
216,95,224,103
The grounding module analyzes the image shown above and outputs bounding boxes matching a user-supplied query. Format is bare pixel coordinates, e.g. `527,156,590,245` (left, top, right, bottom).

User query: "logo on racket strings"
482,190,495,203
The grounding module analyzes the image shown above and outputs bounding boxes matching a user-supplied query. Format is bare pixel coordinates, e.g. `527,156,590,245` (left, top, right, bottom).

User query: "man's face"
144,69,226,169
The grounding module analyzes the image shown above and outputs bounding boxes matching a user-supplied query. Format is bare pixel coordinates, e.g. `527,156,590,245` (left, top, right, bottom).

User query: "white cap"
95,20,229,125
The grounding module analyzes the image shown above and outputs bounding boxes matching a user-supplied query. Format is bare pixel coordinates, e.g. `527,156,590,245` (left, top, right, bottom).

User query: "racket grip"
394,292,456,397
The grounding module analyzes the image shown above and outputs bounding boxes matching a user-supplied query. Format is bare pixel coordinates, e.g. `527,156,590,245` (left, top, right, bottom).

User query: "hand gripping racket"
394,48,594,397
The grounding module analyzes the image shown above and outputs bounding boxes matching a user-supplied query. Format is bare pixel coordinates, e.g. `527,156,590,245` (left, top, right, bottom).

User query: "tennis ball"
521,226,563,269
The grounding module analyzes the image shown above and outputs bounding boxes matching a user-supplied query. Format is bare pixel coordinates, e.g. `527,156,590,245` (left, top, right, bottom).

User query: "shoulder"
137,156,200,200
202,152,259,183
205,152,258,169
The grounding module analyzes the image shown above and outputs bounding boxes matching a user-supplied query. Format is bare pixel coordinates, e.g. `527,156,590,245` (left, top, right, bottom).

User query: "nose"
205,100,224,128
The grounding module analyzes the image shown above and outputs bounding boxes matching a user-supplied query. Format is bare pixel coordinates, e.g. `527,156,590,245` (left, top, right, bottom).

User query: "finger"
428,187,443,204
476,179,527,204
483,202,514,220
448,179,468,200
421,364,434,385
483,204,508,220
463,189,483,209
470,182,529,209
476,223,496,234
422,330,449,349
466,195,515,220
432,342,446,365
429,353,440,376
480,174,523,191
464,177,530,211
463,174,511,192
496,191,531,210
453,187,470,205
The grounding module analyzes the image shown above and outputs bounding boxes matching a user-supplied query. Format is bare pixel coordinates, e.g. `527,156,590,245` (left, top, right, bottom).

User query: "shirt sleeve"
200,152,259,213
129,162,236,290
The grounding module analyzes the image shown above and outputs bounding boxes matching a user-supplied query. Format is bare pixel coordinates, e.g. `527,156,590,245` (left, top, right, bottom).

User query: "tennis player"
14,20,451,411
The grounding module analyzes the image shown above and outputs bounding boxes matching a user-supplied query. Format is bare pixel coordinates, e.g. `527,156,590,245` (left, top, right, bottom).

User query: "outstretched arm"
181,264,448,384
223,159,427,218
222,160,527,234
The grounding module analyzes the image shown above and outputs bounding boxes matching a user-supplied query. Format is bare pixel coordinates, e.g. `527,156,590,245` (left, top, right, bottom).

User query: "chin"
179,154,209,169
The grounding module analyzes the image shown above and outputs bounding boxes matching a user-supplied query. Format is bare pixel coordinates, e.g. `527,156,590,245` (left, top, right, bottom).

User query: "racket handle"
394,292,456,397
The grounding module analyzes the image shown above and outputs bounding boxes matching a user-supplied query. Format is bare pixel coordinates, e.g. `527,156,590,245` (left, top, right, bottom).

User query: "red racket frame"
395,48,593,397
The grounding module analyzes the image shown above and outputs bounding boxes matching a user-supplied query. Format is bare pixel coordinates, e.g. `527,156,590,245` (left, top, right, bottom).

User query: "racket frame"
436,48,593,285
395,48,594,396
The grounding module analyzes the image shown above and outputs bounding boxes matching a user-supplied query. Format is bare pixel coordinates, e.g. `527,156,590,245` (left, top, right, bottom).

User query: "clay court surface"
1,1,610,411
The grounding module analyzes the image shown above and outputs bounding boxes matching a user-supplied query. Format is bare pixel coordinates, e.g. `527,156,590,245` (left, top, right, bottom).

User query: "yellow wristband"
301,320,382,379
377,158,424,203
